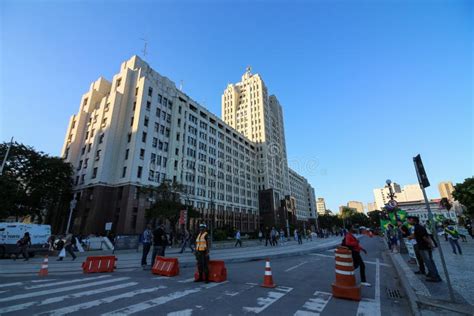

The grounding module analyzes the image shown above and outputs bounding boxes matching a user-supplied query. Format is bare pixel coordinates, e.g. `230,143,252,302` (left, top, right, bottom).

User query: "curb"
386,251,422,316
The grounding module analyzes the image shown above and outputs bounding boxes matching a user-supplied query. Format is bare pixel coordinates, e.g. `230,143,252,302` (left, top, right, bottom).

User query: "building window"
154,122,159,132
137,166,143,178
95,150,101,161
127,133,132,143
152,137,158,148
135,87,139,96
125,149,129,160
81,146,86,155
142,132,147,143
99,133,104,144
148,87,153,97
140,149,145,159
144,116,149,127
122,167,127,178
92,167,98,179
116,78,122,88
158,94,162,104
146,101,151,111
130,117,134,126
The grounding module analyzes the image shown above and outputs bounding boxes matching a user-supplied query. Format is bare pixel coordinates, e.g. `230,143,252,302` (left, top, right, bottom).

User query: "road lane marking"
31,279,57,283
177,277,196,283
0,281,136,314
356,258,381,316
0,277,128,303
294,291,332,316
153,276,171,280
285,261,308,272
25,275,111,289
0,282,22,288
242,286,294,314
308,253,391,267
35,286,167,316
167,309,193,316
102,282,227,315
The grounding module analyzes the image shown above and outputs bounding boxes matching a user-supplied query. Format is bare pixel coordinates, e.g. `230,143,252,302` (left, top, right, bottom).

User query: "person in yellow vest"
195,223,210,283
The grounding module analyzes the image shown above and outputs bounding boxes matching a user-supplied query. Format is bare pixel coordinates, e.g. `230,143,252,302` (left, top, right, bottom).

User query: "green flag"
380,219,391,232
397,209,408,222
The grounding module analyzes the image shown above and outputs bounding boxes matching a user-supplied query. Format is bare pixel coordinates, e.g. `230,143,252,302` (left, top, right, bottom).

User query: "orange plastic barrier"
151,256,179,277
82,255,117,273
194,260,227,282
331,246,361,301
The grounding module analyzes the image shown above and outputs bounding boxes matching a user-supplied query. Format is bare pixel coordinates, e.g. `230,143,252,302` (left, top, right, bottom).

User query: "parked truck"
0,223,51,258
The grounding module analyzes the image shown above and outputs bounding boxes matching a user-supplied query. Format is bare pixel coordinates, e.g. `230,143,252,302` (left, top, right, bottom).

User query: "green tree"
452,177,474,217
0,142,73,231
141,180,199,229
348,212,370,227
367,210,382,228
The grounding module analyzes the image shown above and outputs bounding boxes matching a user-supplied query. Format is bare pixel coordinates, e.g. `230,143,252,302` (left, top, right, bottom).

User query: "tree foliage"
0,142,73,228
367,210,382,228
452,177,474,217
141,180,199,228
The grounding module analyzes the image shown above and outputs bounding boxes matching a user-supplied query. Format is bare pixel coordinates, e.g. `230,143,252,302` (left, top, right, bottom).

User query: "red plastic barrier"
194,260,227,282
82,256,117,273
151,256,179,277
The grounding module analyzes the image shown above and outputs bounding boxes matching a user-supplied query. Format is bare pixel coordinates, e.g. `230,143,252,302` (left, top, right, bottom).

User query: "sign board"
413,154,430,188
387,200,398,209
105,222,112,231
179,210,188,225
113,234,140,250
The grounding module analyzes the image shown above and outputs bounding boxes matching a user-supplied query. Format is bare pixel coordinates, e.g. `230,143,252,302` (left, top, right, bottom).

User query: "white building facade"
373,183,424,210
288,168,317,221
62,56,259,234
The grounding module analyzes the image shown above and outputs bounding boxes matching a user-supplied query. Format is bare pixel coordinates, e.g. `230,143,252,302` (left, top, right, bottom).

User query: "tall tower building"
347,201,365,213
316,198,327,215
222,68,289,202
438,181,455,200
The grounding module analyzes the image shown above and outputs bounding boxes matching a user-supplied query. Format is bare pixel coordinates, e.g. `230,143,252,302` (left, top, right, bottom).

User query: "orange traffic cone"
261,258,276,288
39,255,49,277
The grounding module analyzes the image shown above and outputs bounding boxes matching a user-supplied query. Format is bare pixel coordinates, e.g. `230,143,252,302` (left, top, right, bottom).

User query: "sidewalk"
0,236,341,276
388,237,474,316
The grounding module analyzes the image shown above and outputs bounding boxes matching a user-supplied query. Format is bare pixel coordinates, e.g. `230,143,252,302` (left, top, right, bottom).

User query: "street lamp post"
66,197,77,234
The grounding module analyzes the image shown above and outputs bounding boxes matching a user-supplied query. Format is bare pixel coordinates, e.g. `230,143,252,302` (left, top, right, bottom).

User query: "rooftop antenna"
140,38,148,57
246,65,252,73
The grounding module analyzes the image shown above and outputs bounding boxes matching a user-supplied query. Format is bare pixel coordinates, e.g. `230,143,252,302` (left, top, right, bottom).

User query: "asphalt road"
0,236,410,315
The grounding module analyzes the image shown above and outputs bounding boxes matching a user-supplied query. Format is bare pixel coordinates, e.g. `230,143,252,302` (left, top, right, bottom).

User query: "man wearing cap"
195,223,210,283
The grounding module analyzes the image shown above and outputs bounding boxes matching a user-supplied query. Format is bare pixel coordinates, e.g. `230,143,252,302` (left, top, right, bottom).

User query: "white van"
0,223,51,258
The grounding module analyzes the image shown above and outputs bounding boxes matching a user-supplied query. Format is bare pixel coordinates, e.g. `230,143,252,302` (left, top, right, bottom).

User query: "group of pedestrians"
141,223,170,268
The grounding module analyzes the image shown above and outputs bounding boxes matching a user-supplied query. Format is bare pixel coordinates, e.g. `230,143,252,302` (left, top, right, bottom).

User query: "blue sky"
1,0,472,212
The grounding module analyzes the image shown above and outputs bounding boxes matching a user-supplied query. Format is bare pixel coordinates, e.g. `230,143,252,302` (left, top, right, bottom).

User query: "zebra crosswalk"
0,273,380,316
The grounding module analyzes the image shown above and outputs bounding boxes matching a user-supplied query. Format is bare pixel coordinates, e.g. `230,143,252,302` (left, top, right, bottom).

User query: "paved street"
0,236,410,315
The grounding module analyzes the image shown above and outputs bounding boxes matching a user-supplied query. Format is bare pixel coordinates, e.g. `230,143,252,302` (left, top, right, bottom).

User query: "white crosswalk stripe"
35,286,167,316
177,277,195,283
25,275,111,289
294,291,332,316
0,277,129,303
102,282,227,315
0,281,136,314
30,279,57,283
0,282,22,288
243,286,294,314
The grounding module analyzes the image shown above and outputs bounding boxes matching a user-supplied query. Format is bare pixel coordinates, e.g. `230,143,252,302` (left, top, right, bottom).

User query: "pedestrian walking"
271,227,278,246
180,229,194,253
195,224,210,283
297,230,303,245
151,223,168,267
407,216,441,282
58,234,77,261
444,225,462,255
294,229,298,242
15,232,31,261
141,224,153,268
265,227,272,246
387,224,399,253
258,230,263,243
343,225,371,287
234,229,242,247
279,228,285,243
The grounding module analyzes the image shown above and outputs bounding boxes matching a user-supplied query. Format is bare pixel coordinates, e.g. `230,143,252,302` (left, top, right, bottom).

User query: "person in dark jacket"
15,232,31,261
344,225,371,287
151,223,168,267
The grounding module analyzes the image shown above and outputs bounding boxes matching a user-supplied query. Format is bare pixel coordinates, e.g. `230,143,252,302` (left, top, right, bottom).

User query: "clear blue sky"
1,0,472,212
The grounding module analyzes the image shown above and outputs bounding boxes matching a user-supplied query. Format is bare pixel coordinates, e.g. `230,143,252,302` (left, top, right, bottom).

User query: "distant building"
347,201,364,213
339,206,356,214
438,181,455,201
399,199,458,225
373,183,423,210
367,202,378,212
316,198,327,215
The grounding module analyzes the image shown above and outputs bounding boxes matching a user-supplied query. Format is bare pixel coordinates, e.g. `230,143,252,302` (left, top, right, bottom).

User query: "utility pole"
414,154,455,302
0,137,14,176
